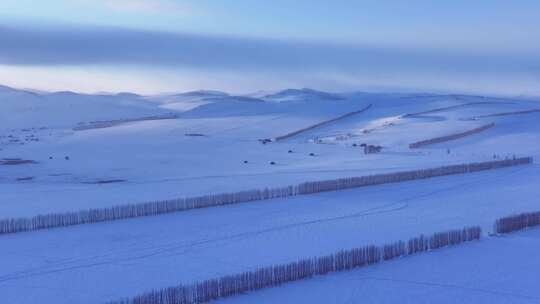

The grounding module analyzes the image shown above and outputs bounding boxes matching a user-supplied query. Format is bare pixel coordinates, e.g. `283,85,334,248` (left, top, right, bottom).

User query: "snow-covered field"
218,229,540,304
1,85,539,303
1,164,539,303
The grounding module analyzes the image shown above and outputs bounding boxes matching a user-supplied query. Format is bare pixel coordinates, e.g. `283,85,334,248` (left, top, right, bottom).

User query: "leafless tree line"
495,211,540,234
0,157,531,236
297,157,532,195
274,104,372,141
472,109,540,120
73,113,179,131
402,102,497,118
409,123,495,149
107,226,481,304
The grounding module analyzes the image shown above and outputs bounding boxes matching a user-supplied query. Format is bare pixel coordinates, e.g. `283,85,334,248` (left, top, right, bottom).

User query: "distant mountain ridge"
2,83,537,129
263,88,344,102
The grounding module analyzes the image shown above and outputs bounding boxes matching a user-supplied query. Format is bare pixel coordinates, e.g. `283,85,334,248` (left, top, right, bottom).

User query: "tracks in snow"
0,165,528,285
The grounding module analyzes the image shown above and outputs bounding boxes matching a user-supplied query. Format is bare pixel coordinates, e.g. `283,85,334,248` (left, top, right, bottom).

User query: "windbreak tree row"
274,104,372,141
409,123,495,149
0,157,532,235
108,227,482,304
495,211,540,234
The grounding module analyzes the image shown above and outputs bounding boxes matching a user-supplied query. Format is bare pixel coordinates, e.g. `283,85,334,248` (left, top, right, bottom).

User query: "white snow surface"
1,85,539,303
1,87,539,217
0,164,539,303
219,229,540,304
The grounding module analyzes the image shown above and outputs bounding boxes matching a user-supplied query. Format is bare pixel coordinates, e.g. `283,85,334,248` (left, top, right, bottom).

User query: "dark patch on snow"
83,179,126,184
0,159,37,165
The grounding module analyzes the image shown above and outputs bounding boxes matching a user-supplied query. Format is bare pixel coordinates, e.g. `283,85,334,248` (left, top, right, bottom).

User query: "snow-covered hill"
0,86,168,129
1,84,539,304
262,88,345,102
1,84,539,216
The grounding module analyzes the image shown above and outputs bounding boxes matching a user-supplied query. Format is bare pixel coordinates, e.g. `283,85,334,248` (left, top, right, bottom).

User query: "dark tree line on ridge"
409,123,495,149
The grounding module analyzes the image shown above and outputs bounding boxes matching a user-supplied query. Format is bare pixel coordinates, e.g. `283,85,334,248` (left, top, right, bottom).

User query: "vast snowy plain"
1,85,539,303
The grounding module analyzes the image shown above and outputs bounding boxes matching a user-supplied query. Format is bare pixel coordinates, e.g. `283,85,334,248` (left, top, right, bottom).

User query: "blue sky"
0,0,539,94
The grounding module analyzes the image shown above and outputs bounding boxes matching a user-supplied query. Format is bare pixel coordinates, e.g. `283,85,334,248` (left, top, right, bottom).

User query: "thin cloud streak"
1,24,538,76
77,0,191,14
1,24,538,96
